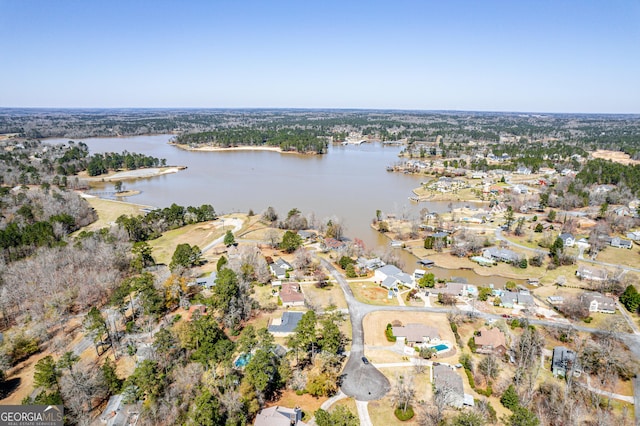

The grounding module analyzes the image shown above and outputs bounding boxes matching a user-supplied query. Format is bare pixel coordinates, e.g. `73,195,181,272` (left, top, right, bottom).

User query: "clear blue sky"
1,0,639,113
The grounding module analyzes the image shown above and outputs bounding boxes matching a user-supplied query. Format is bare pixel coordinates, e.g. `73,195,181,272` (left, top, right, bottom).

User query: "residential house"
516,167,532,175
580,292,616,314
430,282,478,298
552,346,578,377
322,238,345,250
575,265,608,282
99,395,140,426
254,406,306,426
432,364,464,408
474,327,507,355
268,311,305,337
392,323,440,346
374,264,414,289
611,237,633,249
482,247,520,264
512,184,529,195
357,257,385,271
547,296,564,305
626,231,640,241
279,283,305,307
500,291,535,308
270,258,292,280
297,230,316,241
559,233,575,247
192,272,217,289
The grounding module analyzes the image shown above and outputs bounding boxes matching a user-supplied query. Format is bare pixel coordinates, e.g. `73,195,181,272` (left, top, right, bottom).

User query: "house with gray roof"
270,258,292,280
500,291,535,308
552,346,578,377
611,237,633,249
392,323,440,345
432,364,464,408
192,272,217,289
374,264,415,289
559,233,575,247
580,292,616,314
254,406,306,426
482,247,520,264
268,311,304,337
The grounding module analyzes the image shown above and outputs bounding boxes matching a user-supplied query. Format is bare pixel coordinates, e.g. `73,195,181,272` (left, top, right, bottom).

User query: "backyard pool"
234,353,252,368
430,344,449,352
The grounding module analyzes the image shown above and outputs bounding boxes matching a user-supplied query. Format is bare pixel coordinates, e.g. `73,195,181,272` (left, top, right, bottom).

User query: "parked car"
362,356,369,365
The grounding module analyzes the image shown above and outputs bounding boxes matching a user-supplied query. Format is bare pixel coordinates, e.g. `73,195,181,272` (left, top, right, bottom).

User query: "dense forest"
174,128,328,154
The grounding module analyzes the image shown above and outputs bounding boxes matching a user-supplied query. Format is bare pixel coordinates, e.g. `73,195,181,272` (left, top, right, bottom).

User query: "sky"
0,0,639,113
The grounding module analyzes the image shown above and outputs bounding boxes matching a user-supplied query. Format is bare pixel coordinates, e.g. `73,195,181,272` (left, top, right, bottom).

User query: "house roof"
268,311,304,334
195,272,217,288
392,323,440,343
483,247,520,262
559,233,574,241
433,364,464,397
475,327,506,349
280,283,305,304
580,292,616,309
377,264,402,277
254,406,306,426
552,346,577,373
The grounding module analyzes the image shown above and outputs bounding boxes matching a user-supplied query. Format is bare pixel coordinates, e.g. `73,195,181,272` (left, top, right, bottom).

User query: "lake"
47,134,516,285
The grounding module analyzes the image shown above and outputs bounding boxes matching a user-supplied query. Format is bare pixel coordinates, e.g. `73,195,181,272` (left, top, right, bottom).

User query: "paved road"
201,218,243,253
321,258,391,401
355,400,373,426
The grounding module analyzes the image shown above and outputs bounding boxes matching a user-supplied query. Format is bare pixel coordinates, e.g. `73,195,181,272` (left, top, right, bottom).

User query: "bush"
500,384,520,411
583,316,593,323
385,324,396,342
8,334,39,363
467,337,477,353
394,406,414,421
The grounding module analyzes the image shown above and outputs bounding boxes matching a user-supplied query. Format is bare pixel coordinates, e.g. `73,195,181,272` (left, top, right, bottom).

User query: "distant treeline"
174,128,328,154
577,159,640,196
86,151,166,176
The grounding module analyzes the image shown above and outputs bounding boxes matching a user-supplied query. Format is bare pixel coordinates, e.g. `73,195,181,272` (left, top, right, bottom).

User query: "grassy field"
302,282,348,310
148,220,225,265
349,282,396,306
80,196,152,231
593,247,640,269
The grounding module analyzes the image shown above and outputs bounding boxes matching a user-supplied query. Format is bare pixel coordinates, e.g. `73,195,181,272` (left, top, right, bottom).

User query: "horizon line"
1,106,639,116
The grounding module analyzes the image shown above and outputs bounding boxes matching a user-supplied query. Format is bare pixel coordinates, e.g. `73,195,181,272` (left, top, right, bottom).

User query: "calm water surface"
48,135,515,285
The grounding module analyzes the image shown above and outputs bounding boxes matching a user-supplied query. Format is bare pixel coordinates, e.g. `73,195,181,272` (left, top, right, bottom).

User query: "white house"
559,233,575,247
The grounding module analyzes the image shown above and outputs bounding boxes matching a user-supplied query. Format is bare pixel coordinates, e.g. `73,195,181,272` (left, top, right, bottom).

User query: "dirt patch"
592,150,640,165
350,282,396,306
268,389,327,419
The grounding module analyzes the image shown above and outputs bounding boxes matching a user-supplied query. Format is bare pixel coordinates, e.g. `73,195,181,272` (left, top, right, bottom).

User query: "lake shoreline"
170,142,315,156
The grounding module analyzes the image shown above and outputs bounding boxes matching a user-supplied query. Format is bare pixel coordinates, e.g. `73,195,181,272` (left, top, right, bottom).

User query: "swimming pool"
234,353,252,368
430,344,449,352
